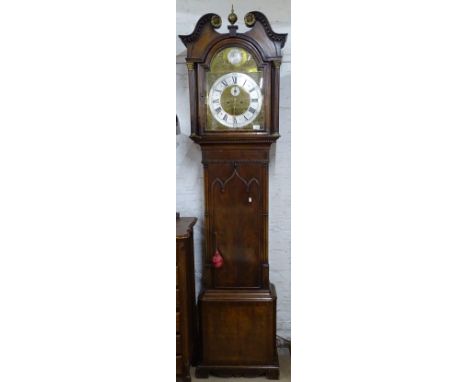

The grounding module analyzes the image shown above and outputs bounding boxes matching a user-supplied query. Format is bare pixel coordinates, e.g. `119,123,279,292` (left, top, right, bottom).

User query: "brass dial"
208,72,262,128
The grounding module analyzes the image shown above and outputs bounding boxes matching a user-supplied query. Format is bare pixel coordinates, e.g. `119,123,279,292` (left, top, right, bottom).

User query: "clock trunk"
202,145,270,290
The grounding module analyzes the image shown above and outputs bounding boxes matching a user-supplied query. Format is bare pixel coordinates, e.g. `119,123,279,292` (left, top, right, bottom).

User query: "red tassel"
212,248,224,268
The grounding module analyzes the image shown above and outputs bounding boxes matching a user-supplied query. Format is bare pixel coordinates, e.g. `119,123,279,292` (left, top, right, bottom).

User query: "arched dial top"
206,47,264,131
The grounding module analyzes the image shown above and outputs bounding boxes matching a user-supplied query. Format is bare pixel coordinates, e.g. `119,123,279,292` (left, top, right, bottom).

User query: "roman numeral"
232,76,237,84
244,115,249,120
248,107,256,114
233,117,237,125
221,80,228,87
251,98,258,103
223,114,228,121
212,99,220,104
249,88,256,93
243,80,247,87
215,107,222,114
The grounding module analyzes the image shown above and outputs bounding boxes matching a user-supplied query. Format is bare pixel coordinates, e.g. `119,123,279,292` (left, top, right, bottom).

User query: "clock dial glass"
206,47,264,131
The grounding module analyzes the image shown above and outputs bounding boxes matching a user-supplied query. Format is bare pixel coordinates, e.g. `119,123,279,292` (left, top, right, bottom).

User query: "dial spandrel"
205,47,264,131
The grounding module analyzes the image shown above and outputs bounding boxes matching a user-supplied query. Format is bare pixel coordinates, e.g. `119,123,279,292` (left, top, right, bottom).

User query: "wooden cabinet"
179,8,286,380
176,217,197,382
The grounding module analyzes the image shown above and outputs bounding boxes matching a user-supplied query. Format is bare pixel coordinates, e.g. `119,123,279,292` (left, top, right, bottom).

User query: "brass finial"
211,14,222,28
228,5,237,25
244,12,256,27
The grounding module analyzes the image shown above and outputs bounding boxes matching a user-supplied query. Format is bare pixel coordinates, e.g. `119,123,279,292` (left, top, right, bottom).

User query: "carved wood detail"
179,13,221,46
210,164,259,194
244,11,287,48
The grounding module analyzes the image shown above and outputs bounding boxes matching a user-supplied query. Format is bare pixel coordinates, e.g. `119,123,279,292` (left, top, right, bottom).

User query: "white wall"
176,0,291,340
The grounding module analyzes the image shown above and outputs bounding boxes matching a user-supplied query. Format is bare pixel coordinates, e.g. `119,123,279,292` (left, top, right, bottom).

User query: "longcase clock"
179,8,287,380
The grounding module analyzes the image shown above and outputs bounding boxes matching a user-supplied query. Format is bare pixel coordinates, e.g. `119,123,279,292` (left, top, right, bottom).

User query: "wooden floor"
190,348,291,381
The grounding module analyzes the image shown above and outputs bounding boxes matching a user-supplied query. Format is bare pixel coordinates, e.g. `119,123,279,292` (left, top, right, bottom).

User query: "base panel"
197,284,279,379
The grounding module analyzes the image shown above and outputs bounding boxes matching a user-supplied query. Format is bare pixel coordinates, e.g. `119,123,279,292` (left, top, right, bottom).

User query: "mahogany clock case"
177,8,289,380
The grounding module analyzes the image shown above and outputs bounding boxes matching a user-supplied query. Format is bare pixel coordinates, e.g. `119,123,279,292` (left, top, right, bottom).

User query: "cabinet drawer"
176,334,181,354
176,311,180,333
176,355,183,374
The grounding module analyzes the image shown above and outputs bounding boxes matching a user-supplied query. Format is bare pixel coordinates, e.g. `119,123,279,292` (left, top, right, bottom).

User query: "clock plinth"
179,10,287,380
195,284,279,379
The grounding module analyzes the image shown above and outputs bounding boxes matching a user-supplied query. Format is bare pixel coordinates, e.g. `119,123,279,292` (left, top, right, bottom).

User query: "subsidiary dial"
227,48,243,65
